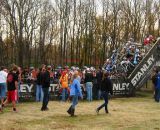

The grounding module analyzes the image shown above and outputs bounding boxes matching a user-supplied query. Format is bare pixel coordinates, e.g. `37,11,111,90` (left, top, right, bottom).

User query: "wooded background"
0,0,159,68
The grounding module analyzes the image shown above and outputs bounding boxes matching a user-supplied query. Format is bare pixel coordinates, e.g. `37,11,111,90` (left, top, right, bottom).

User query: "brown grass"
0,91,160,130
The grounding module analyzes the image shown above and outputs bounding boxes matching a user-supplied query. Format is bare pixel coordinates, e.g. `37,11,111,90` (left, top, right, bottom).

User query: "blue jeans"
0,83,7,99
71,95,78,109
97,91,108,112
86,82,93,101
42,87,49,109
36,85,43,102
155,88,160,102
62,88,68,101
17,81,21,102
97,89,101,100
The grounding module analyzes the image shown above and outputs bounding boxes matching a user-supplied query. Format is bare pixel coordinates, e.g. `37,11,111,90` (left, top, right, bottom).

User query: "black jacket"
96,71,103,89
42,70,50,88
37,72,43,85
100,77,113,95
84,72,93,83
152,74,157,86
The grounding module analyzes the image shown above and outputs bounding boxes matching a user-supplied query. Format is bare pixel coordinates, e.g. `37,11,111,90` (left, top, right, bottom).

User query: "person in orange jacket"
59,70,69,101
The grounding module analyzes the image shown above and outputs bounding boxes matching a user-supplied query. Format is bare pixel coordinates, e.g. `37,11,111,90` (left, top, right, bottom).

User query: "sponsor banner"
112,78,130,95
18,79,130,101
130,54,155,87
20,84,58,93
19,83,84,101
128,39,160,89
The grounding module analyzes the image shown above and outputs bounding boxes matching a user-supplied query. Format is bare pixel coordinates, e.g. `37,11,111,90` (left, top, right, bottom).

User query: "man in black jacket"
41,66,50,111
96,71,113,114
152,69,158,101
36,68,43,102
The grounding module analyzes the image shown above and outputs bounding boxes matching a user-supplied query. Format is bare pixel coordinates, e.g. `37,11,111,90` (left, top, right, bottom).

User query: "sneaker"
96,108,99,114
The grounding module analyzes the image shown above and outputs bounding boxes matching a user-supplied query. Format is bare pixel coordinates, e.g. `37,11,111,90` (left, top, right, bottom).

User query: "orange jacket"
59,74,68,88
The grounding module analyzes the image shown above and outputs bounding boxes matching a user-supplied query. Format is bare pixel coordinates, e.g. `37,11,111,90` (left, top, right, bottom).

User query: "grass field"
0,89,160,130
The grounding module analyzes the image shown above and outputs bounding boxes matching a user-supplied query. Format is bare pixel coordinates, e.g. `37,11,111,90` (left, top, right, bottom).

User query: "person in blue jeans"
155,71,160,102
84,68,93,101
41,66,50,111
59,70,69,102
152,69,158,101
96,67,103,100
36,68,43,102
0,66,8,111
96,72,113,114
0,83,7,111
86,82,93,101
67,72,83,117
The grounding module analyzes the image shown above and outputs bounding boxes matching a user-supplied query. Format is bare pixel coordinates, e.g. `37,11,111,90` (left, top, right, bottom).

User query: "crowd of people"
0,64,114,116
104,35,156,77
15,65,109,101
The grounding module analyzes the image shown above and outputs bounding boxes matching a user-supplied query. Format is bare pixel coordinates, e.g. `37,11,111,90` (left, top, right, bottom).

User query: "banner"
18,80,131,101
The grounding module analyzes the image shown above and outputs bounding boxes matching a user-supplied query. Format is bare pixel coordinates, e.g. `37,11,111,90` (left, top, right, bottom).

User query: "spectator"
67,71,83,117
36,68,43,102
111,50,118,65
144,35,154,46
155,71,160,102
0,66,8,111
59,70,69,102
144,35,155,52
84,68,93,101
96,72,113,114
92,70,97,100
3,65,18,112
75,70,81,83
133,48,140,65
41,66,50,111
105,59,112,73
126,45,135,61
96,67,103,100
152,69,158,100
46,65,53,83
16,67,22,102
31,68,37,81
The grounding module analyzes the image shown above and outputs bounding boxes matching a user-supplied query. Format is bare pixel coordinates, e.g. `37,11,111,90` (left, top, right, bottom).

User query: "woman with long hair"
67,71,83,117
96,72,113,114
